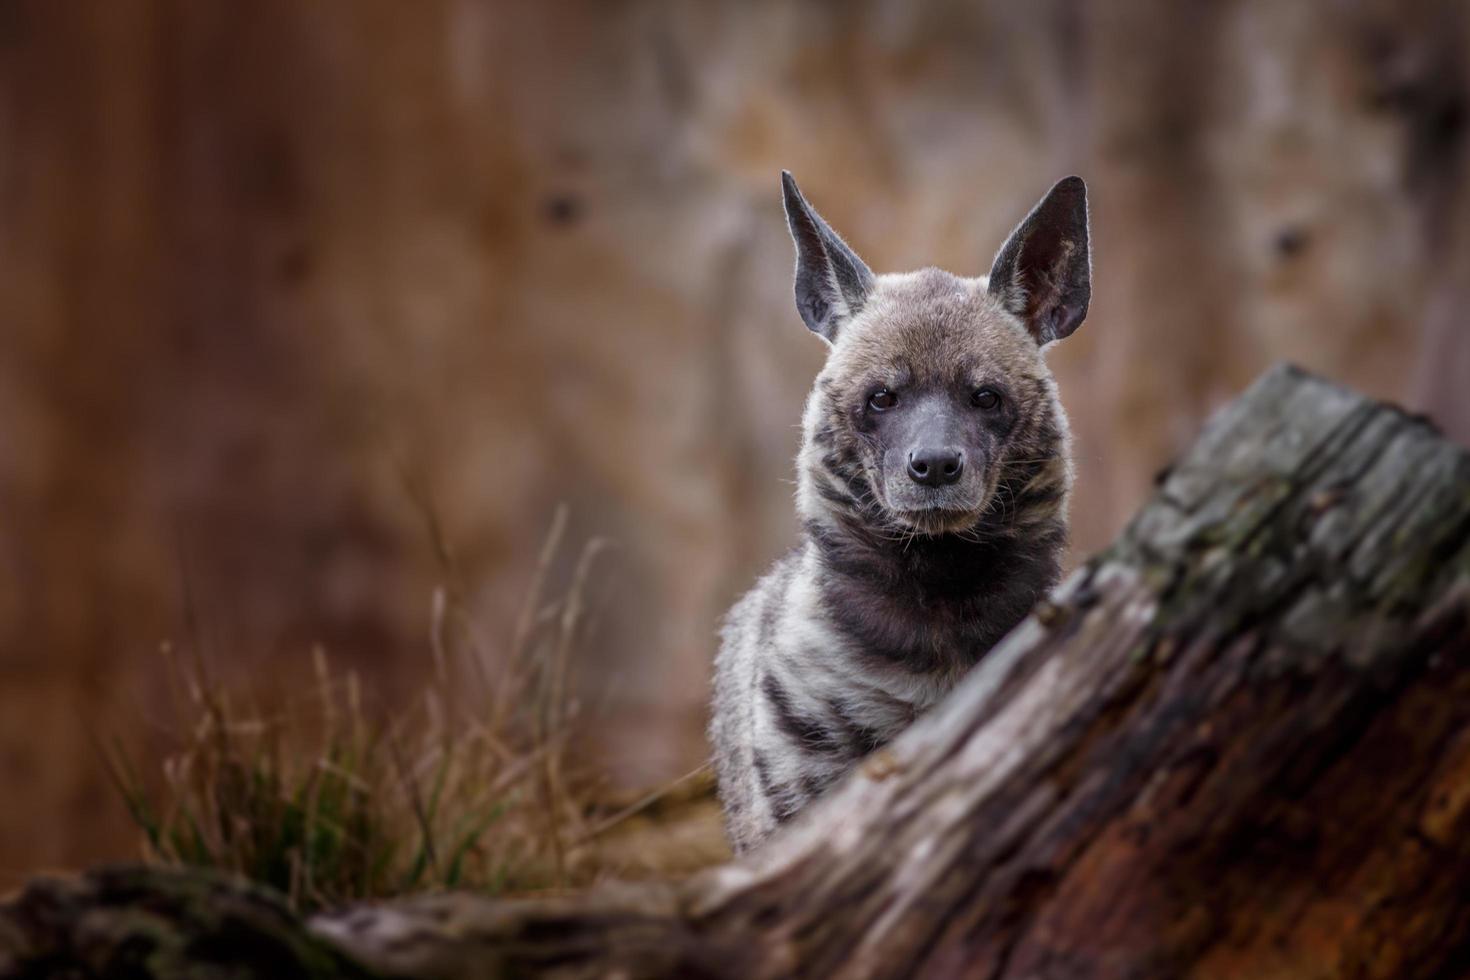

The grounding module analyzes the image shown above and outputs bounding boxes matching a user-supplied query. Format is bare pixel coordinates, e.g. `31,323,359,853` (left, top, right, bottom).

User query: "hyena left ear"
781,171,875,344
988,176,1091,347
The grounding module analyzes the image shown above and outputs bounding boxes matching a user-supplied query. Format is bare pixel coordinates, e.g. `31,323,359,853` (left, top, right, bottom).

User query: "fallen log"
5,365,1470,979
0,865,376,979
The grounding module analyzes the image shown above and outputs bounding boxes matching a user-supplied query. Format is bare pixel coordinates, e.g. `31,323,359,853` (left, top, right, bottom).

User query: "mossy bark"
7,365,1470,978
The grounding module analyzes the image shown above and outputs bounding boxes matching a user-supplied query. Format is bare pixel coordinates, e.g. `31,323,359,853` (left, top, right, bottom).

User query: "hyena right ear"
988,176,1091,347
781,171,875,344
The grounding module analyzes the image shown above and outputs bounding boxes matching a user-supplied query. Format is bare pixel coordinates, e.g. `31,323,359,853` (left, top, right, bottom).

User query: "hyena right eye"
868,389,898,411
972,388,1001,411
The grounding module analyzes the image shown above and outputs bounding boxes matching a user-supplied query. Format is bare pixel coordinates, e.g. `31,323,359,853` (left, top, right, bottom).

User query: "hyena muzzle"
709,172,1092,853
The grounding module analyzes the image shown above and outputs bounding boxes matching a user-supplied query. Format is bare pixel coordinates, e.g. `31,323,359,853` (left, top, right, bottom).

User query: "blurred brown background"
2,0,1468,883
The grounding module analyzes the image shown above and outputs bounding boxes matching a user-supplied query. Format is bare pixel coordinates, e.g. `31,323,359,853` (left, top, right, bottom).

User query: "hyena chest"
757,619,964,783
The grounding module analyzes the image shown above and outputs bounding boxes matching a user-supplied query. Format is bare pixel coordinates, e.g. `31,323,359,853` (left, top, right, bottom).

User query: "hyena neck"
798,450,1069,675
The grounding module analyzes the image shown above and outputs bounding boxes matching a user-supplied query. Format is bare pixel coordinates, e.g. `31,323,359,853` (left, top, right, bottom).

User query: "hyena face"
783,172,1091,538
812,276,1061,535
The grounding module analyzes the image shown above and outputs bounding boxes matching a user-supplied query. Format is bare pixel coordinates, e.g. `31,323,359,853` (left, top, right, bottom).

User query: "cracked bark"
6,365,1470,979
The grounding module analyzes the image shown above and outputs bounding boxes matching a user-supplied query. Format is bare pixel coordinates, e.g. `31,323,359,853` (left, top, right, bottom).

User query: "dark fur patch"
811,443,885,522
752,751,800,825
813,518,1064,673
764,673,844,755
815,479,859,511
801,769,836,800
828,700,889,756
1013,482,1065,511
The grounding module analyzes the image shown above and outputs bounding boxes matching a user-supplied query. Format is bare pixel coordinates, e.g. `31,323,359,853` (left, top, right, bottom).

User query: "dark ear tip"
1051,175,1087,204
780,171,810,221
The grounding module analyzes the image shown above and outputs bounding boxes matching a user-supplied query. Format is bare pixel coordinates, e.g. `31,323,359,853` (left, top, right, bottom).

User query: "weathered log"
0,865,378,979
6,365,1470,979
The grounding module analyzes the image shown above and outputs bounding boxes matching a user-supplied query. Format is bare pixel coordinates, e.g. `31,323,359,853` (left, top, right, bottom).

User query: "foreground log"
0,865,376,979
6,365,1470,979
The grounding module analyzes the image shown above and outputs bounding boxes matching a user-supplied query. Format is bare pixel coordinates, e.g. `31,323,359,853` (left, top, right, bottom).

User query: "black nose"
908,448,964,487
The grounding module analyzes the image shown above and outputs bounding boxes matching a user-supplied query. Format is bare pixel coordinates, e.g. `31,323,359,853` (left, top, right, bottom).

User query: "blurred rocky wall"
1,0,1466,878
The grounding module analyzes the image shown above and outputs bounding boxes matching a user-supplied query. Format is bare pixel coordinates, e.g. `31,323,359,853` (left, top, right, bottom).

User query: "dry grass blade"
102,509,603,912
537,535,611,885
573,763,714,844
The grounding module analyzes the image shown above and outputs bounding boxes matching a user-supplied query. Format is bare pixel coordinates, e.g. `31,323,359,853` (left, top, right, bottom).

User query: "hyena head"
784,172,1090,539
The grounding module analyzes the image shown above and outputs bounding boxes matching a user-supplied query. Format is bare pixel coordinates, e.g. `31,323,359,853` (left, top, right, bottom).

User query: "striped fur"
711,177,1090,853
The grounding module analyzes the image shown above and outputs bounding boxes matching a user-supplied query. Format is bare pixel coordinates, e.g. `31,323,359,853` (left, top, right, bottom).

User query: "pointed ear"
988,176,1091,347
781,171,875,344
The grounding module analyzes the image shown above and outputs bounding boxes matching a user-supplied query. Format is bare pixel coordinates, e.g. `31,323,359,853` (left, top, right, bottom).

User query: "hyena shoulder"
709,550,801,851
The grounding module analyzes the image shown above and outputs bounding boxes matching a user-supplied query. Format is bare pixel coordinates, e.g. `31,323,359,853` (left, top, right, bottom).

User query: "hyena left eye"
972,388,1002,411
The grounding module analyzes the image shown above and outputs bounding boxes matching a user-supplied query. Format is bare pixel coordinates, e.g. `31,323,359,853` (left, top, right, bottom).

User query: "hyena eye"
972,388,1002,411
868,388,897,412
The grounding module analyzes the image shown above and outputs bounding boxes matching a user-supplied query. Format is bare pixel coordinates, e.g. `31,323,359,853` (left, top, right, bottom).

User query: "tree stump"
6,365,1470,978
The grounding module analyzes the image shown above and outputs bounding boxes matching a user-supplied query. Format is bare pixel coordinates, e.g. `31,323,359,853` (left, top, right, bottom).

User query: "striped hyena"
710,173,1092,853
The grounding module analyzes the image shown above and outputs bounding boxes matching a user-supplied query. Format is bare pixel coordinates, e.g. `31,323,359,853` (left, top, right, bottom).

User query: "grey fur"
710,175,1093,853
781,171,876,342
